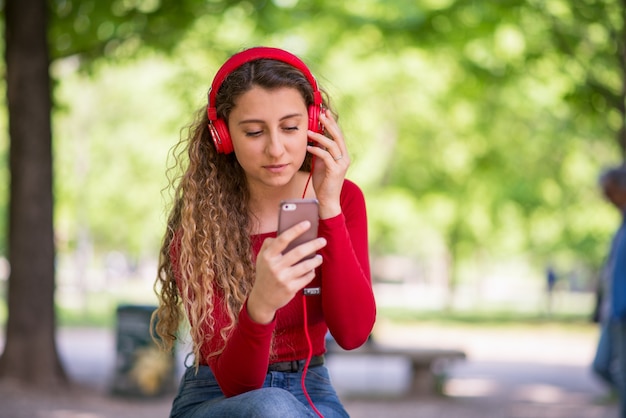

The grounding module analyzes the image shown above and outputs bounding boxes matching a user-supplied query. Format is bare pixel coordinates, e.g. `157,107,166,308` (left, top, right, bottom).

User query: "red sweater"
177,179,376,397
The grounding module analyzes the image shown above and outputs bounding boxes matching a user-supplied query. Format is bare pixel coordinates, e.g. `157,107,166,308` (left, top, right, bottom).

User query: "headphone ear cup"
308,105,322,135
210,118,234,154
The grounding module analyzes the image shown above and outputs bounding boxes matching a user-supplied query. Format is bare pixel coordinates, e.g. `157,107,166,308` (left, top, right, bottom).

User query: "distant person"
545,265,557,316
592,166,626,415
150,47,376,417
546,266,557,292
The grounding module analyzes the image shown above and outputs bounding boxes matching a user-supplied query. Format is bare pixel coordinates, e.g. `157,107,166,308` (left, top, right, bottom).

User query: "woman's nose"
266,131,285,156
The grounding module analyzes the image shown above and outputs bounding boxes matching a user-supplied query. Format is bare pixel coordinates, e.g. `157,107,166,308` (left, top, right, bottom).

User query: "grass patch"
378,306,595,328
56,305,117,328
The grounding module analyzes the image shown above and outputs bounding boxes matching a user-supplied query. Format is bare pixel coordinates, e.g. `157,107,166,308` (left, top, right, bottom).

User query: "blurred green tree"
0,0,248,389
255,0,625,307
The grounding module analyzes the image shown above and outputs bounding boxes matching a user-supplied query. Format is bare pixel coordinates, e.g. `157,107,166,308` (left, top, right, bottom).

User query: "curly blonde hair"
151,58,329,367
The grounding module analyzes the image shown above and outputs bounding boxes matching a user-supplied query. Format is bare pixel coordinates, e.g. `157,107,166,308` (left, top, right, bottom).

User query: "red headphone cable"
302,153,315,199
301,293,324,418
300,155,324,417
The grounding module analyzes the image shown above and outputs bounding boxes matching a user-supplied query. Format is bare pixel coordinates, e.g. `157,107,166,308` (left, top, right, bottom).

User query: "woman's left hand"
307,109,349,219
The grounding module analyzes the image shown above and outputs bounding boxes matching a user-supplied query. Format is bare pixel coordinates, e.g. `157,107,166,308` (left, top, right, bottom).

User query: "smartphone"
277,198,319,259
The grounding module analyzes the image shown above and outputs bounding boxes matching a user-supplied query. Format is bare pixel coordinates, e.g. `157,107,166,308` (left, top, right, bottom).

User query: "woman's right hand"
246,221,326,324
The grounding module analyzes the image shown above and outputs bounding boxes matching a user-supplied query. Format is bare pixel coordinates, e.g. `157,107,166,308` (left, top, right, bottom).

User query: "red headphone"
206,47,323,154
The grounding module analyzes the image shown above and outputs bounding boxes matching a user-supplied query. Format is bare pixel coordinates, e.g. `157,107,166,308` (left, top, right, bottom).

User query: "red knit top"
176,179,376,397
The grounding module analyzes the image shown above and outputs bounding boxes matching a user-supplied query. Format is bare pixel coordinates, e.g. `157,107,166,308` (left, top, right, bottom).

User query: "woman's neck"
247,171,312,234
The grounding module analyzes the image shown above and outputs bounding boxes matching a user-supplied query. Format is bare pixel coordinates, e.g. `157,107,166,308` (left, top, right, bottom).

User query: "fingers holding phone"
248,200,325,323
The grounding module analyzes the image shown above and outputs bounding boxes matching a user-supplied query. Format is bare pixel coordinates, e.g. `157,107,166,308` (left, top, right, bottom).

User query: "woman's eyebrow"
237,113,304,125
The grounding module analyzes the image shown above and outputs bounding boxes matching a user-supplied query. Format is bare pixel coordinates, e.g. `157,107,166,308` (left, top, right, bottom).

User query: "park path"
0,322,619,418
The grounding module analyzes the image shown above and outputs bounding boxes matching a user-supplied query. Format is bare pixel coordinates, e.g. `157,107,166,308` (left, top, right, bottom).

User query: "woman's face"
228,85,309,192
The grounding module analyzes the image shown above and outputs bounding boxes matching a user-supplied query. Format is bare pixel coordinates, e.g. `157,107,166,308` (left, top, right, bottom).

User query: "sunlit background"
10,1,614,322
0,0,623,416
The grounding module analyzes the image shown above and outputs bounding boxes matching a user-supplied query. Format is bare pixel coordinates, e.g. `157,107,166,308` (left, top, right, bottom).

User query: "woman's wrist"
246,296,275,325
318,202,341,220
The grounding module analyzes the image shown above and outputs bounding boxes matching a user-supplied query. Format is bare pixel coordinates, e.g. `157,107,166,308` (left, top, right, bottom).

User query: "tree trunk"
0,0,67,387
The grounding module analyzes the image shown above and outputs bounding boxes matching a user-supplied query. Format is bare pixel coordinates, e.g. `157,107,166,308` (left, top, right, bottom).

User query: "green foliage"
53,56,186,258
315,0,623,286
0,0,621,299
48,0,230,61
0,100,7,257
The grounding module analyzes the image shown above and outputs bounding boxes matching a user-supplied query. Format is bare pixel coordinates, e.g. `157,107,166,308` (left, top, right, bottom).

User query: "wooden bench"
327,341,466,397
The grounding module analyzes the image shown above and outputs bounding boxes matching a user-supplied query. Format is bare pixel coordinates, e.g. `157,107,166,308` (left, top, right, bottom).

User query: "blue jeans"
612,320,626,418
170,363,349,418
593,322,617,387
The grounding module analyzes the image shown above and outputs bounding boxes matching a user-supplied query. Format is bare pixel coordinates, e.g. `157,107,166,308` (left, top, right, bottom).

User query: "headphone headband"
207,47,322,121
206,47,323,154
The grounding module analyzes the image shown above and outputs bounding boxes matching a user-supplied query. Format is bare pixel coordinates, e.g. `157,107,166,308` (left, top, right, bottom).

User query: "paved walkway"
0,324,619,418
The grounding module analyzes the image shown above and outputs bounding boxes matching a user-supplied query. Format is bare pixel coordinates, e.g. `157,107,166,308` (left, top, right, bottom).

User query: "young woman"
152,46,376,417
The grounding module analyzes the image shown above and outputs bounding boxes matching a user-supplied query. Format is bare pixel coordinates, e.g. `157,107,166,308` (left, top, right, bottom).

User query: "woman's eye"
283,126,299,132
245,130,263,137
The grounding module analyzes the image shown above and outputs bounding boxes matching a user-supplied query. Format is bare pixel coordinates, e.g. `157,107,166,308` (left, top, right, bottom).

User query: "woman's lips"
264,164,288,173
